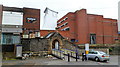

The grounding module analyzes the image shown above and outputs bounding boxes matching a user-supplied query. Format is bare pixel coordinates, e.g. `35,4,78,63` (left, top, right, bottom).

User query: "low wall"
22,38,49,52
2,52,15,60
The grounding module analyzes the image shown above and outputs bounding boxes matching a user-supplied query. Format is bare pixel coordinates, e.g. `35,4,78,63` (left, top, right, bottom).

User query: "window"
71,39,75,42
56,27,59,29
89,52,93,54
13,35,20,44
61,28,64,31
65,28,70,31
57,21,61,25
57,17,68,25
61,25,64,27
64,17,68,20
90,34,96,44
61,27,70,31
93,52,98,54
2,33,13,44
64,27,70,31
99,51,106,54
64,22,68,25
2,33,20,45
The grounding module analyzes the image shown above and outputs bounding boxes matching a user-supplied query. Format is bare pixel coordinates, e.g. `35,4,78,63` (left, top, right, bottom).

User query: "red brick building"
22,7,40,38
57,9,118,44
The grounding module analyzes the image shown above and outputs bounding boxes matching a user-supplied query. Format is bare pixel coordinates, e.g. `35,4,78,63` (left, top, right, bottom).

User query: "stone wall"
62,40,109,55
22,38,49,52
63,40,76,50
30,38,49,52
22,39,30,51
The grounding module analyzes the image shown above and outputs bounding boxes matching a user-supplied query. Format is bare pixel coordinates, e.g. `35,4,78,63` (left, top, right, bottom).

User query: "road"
2,55,119,65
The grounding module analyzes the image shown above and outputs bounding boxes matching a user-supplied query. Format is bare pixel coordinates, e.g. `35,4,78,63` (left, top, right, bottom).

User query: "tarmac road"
2,55,119,66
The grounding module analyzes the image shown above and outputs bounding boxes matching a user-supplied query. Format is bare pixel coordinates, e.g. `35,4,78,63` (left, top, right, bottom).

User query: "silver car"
87,51,110,62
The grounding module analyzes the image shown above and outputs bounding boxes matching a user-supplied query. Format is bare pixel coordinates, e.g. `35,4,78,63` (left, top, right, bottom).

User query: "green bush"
109,48,113,52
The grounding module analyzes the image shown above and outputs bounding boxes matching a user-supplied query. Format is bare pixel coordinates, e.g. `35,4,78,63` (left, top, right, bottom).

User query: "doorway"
52,39,60,50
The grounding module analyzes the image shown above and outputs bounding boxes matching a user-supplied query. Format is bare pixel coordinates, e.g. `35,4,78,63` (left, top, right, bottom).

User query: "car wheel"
95,57,99,62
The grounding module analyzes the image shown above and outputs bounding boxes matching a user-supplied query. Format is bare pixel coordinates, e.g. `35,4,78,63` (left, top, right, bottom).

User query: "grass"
3,57,17,61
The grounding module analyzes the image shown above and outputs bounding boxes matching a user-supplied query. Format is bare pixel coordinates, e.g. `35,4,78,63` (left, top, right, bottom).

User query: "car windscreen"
98,51,106,54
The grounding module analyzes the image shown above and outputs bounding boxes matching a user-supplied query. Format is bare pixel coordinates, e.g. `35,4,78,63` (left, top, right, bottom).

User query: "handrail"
52,49,64,53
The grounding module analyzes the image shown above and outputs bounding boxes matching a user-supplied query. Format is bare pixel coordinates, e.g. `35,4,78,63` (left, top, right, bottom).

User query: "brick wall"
75,9,89,44
57,9,118,44
96,15,104,44
23,8,40,33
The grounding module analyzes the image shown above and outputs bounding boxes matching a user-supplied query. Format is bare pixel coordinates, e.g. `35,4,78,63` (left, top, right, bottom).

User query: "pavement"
2,55,119,65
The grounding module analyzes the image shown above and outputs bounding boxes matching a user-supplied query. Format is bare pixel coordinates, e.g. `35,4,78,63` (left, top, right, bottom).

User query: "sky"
0,0,119,29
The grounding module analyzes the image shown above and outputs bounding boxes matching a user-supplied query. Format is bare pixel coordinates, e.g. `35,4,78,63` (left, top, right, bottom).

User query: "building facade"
57,9,118,45
22,7,40,38
1,25,22,52
0,5,40,58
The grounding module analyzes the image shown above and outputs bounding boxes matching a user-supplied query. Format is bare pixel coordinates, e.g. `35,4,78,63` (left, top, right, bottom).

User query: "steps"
51,49,80,61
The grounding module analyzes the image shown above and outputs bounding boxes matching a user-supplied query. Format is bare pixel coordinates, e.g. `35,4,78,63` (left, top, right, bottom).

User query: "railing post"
60,51,61,58
76,52,78,62
71,52,72,57
68,53,70,62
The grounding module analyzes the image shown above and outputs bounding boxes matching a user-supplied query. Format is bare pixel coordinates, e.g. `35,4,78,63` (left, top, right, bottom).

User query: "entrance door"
52,40,60,50
55,41,59,50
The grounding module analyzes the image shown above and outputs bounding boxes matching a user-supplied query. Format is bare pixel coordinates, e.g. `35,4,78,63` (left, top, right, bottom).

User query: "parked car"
87,51,110,62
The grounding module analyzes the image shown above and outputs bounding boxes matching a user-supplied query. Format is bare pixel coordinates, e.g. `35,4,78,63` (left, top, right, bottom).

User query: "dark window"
71,39,76,42
2,33,13,44
61,25,64,27
93,52,98,54
89,52,93,54
64,22,68,25
65,28,70,31
65,17,68,20
61,20,64,23
90,34,96,44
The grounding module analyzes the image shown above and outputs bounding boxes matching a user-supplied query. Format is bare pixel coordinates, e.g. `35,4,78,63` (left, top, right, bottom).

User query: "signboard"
26,17,37,23
2,11,23,25
16,45,22,57
118,2,120,32
85,43,89,54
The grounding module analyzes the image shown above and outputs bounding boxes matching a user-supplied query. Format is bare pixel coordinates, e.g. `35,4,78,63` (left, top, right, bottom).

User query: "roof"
44,7,58,14
3,6,23,12
44,32,64,39
44,32,55,38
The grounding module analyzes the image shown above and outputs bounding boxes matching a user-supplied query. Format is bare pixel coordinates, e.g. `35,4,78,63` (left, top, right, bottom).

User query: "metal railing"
52,49,65,59
60,49,79,59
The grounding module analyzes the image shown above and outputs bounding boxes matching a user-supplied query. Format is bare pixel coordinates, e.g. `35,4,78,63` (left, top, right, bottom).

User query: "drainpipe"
102,21,104,44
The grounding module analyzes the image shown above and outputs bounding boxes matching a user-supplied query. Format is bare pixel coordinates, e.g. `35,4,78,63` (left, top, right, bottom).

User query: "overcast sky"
0,0,119,28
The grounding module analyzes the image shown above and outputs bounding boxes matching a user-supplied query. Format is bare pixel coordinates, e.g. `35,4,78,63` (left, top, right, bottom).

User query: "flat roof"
3,6,23,12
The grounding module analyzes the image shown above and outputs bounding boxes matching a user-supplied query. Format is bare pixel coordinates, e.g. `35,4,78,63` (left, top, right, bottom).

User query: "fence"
52,49,64,59
52,48,80,60
61,49,78,58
